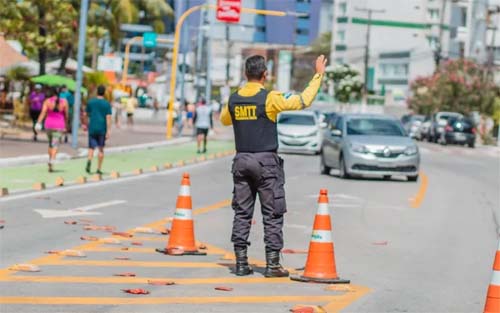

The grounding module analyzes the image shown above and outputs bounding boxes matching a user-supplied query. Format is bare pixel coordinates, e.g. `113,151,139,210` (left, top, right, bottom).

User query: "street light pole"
165,4,287,138
72,0,89,149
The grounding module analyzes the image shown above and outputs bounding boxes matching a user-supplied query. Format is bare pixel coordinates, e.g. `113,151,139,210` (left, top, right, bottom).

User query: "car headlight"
404,145,418,155
351,143,368,154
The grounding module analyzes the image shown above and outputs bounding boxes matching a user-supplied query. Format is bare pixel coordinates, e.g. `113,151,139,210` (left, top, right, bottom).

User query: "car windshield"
346,118,405,136
278,114,315,126
439,114,462,121
411,115,425,122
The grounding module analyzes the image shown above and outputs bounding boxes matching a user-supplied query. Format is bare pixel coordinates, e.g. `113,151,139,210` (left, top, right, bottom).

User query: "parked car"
321,114,420,181
429,112,464,143
441,117,476,148
415,116,431,141
402,114,425,139
277,111,323,154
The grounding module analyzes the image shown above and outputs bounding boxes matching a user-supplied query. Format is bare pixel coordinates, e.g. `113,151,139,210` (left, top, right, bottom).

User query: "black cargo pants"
231,152,286,252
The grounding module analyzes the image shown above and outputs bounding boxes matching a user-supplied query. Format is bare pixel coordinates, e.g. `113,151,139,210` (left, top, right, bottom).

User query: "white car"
277,111,324,154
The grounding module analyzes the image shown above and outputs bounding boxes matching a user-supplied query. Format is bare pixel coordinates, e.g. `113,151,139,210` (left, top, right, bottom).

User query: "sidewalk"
0,108,233,161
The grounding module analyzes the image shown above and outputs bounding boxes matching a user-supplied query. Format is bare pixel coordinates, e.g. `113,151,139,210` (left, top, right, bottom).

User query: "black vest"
228,88,278,153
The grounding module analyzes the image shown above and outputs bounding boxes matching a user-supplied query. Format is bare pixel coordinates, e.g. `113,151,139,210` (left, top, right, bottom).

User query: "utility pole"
180,0,190,106
225,23,231,83
434,0,448,69
355,7,385,101
486,5,500,79
72,0,89,149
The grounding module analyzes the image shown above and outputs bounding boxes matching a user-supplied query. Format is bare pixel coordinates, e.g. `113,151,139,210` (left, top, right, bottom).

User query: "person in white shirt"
193,98,213,153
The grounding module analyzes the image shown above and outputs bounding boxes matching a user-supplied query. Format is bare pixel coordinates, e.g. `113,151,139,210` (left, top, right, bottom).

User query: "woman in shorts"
36,87,68,172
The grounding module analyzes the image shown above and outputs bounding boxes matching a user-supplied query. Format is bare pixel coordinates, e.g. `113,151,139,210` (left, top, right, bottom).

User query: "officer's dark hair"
97,85,106,96
245,55,267,80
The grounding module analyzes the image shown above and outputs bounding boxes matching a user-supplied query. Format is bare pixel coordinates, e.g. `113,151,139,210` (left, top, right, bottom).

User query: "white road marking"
285,224,309,230
34,200,127,218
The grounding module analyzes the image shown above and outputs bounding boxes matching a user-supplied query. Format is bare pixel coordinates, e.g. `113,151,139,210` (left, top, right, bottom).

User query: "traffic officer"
220,54,327,277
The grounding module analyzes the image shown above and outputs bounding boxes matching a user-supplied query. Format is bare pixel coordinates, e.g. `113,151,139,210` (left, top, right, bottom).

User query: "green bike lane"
0,140,234,192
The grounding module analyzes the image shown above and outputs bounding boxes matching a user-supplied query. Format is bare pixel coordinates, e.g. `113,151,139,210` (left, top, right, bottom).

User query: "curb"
0,149,237,198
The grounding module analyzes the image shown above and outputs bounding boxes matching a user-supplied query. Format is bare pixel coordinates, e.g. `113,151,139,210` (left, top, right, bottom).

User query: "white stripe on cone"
316,203,329,215
173,208,192,220
178,185,190,196
491,270,500,286
311,230,332,243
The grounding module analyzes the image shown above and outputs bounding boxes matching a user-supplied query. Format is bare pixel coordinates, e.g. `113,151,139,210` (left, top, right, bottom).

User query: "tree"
326,64,363,103
408,59,498,116
0,0,77,75
86,0,173,69
291,32,331,91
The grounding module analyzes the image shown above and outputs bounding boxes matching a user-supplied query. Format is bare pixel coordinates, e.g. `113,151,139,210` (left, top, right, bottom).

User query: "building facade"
330,0,500,101
330,0,454,100
172,0,331,89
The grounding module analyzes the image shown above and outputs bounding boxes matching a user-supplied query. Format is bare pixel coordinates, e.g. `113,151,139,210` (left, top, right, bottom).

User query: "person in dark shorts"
83,85,112,174
194,98,213,153
29,84,45,141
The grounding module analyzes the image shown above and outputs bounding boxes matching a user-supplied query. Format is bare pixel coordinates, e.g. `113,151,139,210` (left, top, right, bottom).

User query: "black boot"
234,247,253,276
264,250,289,278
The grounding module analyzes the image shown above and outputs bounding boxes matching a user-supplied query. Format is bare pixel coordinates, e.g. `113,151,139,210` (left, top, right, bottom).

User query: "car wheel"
383,175,391,180
338,155,350,179
407,175,419,182
320,153,331,175
468,141,475,148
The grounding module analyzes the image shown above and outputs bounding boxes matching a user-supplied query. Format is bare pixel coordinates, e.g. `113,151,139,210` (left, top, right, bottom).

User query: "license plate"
455,133,466,140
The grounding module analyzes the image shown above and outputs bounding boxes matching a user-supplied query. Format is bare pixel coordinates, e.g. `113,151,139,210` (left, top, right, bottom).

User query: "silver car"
277,111,324,154
320,114,420,181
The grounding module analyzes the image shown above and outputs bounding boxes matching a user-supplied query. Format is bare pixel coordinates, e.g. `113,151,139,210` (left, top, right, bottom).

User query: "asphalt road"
0,142,498,313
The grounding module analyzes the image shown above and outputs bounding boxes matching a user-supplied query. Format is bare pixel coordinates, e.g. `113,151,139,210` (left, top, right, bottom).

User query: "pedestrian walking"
186,100,195,128
125,96,137,127
83,85,112,175
35,86,69,172
29,84,45,141
220,54,327,277
194,98,213,153
59,84,74,143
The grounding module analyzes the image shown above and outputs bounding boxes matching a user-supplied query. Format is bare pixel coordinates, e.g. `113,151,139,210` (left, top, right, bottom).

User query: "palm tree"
86,0,174,69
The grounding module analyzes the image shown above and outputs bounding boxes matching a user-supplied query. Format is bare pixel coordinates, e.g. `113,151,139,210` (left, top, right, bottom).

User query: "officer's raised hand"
315,55,328,75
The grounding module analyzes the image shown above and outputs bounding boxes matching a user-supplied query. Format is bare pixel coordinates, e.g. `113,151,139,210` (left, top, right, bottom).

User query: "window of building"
339,2,347,16
336,30,345,43
380,64,389,76
459,7,467,27
394,64,409,76
459,41,465,58
297,0,312,3
296,28,310,36
427,8,439,21
427,36,439,50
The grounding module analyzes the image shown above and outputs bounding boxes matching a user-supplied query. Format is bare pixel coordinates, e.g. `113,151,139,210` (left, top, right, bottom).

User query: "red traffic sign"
216,0,241,23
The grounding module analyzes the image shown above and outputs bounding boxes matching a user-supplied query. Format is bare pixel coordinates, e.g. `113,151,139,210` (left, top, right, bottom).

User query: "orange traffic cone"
291,189,349,284
157,173,206,256
484,239,500,313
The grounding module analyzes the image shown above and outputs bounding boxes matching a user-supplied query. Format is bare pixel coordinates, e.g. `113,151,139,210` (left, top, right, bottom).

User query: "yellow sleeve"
220,103,233,126
265,73,323,122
